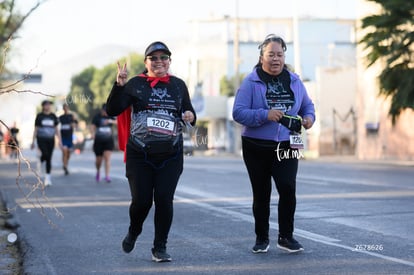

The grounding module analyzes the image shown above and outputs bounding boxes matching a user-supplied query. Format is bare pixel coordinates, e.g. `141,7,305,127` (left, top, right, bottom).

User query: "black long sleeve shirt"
106,75,196,146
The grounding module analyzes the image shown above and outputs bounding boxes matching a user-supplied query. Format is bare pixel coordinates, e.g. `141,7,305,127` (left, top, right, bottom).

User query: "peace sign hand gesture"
116,61,128,86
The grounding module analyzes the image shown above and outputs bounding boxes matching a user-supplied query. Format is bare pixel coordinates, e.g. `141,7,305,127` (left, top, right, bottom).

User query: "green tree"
67,53,145,122
220,74,244,97
90,63,117,111
67,66,96,122
359,0,414,123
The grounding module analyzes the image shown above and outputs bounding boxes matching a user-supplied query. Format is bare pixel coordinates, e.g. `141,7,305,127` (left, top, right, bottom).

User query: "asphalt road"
0,149,413,275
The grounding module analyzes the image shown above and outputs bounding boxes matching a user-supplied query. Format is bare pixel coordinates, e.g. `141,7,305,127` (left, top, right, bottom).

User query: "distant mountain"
41,44,136,94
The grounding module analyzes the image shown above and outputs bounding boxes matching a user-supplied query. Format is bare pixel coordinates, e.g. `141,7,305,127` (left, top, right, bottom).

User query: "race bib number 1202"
147,117,175,135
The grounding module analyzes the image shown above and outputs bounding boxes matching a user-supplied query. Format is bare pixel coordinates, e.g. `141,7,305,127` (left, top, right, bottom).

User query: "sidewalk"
0,150,129,275
0,201,21,275
0,149,67,274
0,159,23,275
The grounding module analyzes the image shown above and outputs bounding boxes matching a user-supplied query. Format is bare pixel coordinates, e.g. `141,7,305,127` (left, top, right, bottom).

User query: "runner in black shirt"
106,41,196,262
59,103,78,175
91,104,116,183
31,100,61,186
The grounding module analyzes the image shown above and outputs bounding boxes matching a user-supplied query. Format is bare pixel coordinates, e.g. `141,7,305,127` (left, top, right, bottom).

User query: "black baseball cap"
144,41,171,57
41,100,53,106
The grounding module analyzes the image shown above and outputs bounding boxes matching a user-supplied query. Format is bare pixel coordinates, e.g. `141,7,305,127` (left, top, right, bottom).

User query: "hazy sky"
11,0,357,71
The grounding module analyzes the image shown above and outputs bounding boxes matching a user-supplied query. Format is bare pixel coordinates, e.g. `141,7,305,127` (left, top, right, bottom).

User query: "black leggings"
242,137,298,240
37,138,55,174
125,143,183,250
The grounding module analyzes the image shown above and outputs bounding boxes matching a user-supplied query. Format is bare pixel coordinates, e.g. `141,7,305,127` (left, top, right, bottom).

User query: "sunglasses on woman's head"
258,34,287,52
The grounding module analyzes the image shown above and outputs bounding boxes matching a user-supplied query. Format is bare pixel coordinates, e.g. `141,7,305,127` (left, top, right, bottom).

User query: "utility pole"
233,0,240,88
228,0,240,154
292,0,302,77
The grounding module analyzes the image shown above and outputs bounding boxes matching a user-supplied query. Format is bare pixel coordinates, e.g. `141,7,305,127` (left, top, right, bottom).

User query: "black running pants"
242,137,299,241
125,143,183,250
37,137,55,174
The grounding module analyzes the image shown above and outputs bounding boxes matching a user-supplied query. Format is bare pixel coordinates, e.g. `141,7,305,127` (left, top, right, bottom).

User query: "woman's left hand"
302,116,314,129
116,61,128,86
182,111,195,123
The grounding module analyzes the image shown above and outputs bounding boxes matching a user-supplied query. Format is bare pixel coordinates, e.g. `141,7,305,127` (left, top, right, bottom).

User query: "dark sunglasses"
146,55,170,62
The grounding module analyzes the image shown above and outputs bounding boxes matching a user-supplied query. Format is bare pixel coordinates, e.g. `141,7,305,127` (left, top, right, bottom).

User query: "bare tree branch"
0,0,48,44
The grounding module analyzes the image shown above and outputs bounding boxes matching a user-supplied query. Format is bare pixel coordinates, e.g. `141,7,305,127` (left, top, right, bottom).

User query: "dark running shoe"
277,236,304,253
122,232,138,253
151,248,172,262
252,239,270,253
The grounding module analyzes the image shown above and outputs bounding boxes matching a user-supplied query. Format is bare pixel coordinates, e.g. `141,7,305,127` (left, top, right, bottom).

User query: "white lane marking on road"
176,187,414,268
67,168,414,267
176,186,341,244
297,175,414,189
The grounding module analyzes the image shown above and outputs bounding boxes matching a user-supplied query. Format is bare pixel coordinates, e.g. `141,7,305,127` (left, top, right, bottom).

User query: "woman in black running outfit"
31,100,61,186
106,41,196,262
59,103,78,175
91,104,116,183
233,34,315,254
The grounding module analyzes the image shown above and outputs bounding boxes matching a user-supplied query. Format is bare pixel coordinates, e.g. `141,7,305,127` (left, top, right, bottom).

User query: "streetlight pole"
293,0,302,77
228,0,240,154
233,0,240,88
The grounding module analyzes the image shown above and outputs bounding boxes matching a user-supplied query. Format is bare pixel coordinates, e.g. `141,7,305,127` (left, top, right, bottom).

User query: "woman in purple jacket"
233,34,315,254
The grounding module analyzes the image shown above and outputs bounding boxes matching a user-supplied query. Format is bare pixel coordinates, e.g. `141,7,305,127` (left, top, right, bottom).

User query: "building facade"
174,16,357,156
355,0,414,161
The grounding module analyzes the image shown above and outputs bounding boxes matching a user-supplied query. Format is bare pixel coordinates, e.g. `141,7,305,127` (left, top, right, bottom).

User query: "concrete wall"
316,66,357,155
356,97,414,161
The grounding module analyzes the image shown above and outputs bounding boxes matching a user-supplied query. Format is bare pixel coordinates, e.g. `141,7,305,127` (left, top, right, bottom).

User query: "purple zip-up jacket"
232,68,315,142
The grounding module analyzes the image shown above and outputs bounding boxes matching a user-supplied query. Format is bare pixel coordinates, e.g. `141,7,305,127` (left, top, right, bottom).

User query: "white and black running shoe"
151,248,172,262
252,239,270,253
277,236,304,253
